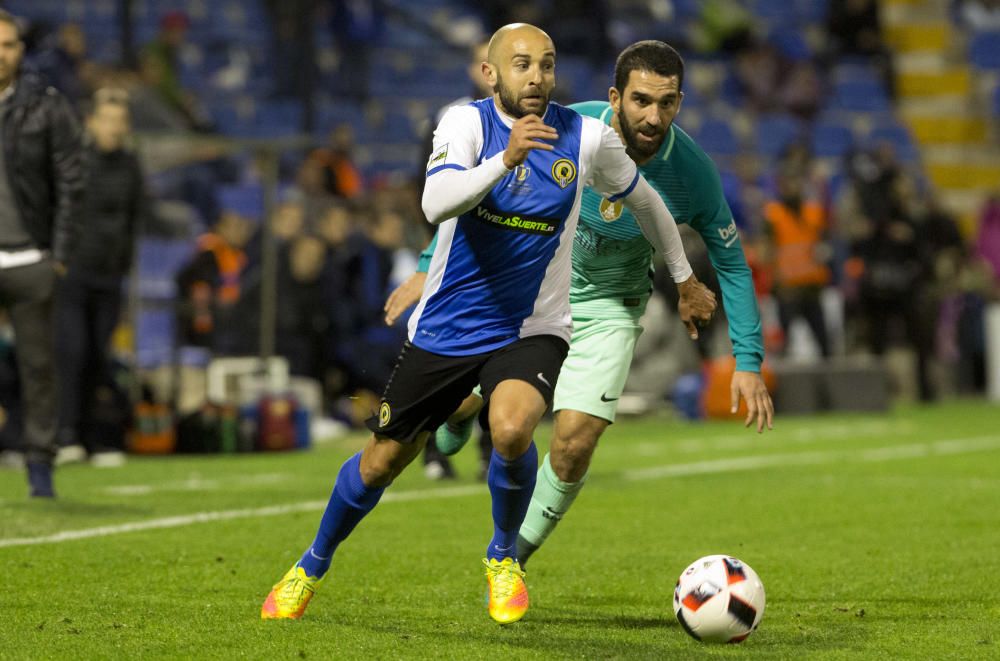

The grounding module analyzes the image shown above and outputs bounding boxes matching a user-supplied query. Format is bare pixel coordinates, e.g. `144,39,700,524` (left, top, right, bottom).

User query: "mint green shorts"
552,314,643,423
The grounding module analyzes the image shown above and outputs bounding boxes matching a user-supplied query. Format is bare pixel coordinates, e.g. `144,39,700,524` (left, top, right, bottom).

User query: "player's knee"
489,419,534,459
551,435,597,482
361,435,423,486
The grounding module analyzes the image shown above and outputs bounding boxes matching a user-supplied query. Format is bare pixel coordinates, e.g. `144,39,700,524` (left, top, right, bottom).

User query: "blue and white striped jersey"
411,97,640,356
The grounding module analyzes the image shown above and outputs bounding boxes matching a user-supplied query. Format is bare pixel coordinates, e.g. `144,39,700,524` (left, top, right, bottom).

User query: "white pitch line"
622,435,1000,481
2,436,999,549
0,484,485,549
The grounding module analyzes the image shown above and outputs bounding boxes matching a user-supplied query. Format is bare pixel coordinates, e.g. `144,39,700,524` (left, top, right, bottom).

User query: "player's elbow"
421,191,448,225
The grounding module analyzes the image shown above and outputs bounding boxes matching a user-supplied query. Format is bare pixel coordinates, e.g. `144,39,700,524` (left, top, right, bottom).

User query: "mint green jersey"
568,101,763,372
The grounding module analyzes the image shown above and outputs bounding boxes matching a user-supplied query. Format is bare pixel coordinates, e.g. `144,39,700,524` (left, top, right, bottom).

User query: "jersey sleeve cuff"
607,170,640,202
734,354,762,373
426,163,467,177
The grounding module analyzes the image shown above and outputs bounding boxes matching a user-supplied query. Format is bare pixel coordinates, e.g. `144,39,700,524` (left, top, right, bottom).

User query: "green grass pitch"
1,400,998,659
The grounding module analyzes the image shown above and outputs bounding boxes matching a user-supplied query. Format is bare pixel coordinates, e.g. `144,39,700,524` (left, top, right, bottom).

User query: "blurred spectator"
975,195,1000,288
851,176,939,400
330,0,383,102
547,0,611,65
140,11,211,131
826,0,895,96
334,209,409,394
271,197,307,243
175,189,258,349
0,318,23,468
734,40,783,113
777,61,824,120
763,170,832,357
234,234,332,377
303,124,364,200
958,0,1000,31
266,0,318,104
56,89,148,465
690,0,754,54
31,23,92,108
846,142,904,230
827,0,884,55
0,10,83,497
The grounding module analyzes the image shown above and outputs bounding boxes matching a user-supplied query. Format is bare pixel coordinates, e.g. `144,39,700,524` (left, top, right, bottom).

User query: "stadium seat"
811,121,854,159
829,79,891,112
769,28,812,61
867,123,920,163
755,113,804,158
694,117,739,157
135,310,176,369
969,31,1000,70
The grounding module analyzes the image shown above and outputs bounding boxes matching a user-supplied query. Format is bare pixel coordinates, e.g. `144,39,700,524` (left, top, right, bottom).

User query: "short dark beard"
619,108,665,160
494,71,545,119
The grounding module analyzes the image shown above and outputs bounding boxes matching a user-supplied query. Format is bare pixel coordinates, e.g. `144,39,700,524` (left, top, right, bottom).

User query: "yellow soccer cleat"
261,564,323,620
483,557,529,624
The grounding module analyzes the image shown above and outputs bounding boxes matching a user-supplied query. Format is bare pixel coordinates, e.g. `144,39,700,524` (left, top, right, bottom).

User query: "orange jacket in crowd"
763,198,830,288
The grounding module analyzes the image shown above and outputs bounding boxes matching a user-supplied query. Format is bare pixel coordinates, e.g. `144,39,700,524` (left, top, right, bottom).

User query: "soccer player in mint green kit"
411,40,775,564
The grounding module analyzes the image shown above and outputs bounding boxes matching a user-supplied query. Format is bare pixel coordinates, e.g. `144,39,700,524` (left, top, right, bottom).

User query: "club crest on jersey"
599,197,624,222
378,402,391,427
551,158,577,189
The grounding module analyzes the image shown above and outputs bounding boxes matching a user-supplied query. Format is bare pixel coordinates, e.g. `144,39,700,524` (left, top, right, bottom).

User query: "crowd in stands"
1,0,999,470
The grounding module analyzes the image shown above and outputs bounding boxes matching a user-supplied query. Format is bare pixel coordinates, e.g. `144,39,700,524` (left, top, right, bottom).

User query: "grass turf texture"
1,400,998,659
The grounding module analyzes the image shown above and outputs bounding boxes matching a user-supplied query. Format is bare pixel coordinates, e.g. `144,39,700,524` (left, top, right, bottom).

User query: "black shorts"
365,334,569,443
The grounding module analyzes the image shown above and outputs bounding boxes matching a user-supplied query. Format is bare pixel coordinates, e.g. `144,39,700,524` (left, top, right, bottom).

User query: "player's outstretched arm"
731,370,774,433
621,176,717,338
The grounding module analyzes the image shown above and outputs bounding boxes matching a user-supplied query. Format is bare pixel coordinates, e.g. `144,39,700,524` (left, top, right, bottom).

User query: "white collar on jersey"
491,97,551,128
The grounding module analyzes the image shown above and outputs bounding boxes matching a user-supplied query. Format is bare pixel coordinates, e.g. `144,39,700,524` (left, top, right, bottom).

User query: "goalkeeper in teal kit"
385,40,774,564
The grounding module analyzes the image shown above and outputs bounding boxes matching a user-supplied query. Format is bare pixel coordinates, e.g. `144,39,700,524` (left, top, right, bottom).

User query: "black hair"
614,40,684,93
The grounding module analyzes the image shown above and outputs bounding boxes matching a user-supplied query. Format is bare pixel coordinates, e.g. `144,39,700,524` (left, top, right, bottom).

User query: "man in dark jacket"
0,11,83,497
56,88,146,465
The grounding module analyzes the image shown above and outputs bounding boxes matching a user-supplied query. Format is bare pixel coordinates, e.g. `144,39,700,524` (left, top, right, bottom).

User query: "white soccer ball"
673,554,766,644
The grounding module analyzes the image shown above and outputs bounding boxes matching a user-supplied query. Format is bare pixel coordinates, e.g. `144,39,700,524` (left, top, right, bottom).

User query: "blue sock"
298,453,384,578
486,443,538,561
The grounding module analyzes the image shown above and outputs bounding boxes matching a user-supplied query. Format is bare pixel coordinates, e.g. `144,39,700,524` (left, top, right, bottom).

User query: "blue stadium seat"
830,62,882,85
795,0,831,23
867,123,920,163
254,100,303,136
769,28,812,61
811,121,854,158
694,118,739,157
969,31,1000,70
135,310,176,368
137,238,194,300
829,79,891,112
755,114,804,158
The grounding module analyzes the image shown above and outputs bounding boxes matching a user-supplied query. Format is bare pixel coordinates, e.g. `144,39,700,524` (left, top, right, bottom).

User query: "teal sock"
516,452,586,564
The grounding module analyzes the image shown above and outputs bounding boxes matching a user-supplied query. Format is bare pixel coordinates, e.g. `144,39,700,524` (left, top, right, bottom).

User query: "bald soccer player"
261,25,715,625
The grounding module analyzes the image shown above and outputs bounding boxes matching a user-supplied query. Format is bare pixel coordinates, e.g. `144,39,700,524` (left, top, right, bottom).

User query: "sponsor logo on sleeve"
427,143,449,170
718,220,739,248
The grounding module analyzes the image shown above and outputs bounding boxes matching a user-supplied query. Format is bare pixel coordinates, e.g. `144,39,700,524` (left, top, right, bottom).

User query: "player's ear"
482,62,497,88
608,86,620,111
675,90,684,116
